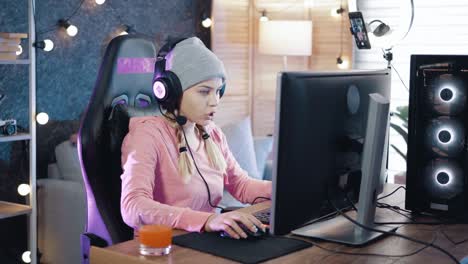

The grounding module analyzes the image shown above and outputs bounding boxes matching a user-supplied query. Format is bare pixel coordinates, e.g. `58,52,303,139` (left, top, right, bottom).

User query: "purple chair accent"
77,34,160,264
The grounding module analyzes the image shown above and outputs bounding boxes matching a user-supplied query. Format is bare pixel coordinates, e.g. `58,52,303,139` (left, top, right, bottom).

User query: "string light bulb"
336,56,349,69
17,184,31,196
260,10,269,22
22,251,31,263
331,7,345,17
36,112,49,125
201,17,212,28
95,0,106,5
33,39,54,52
59,19,78,37
16,45,23,55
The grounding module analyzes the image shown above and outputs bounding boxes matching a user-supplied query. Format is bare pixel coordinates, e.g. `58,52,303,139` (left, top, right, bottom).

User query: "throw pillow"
221,116,259,180
55,140,83,183
253,136,273,180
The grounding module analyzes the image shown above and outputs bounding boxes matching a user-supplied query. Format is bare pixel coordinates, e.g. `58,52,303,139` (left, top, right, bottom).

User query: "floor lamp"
258,20,313,70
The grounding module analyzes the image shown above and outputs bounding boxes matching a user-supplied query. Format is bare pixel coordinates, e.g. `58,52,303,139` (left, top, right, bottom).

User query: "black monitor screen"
270,69,391,235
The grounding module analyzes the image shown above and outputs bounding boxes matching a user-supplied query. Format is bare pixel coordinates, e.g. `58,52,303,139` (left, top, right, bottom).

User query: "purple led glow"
117,57,156,74
138,98,150,108
77,130,113,248
165,50,174,70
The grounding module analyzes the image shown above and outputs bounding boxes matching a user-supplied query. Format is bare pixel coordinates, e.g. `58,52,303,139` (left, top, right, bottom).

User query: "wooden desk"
90,185,468,264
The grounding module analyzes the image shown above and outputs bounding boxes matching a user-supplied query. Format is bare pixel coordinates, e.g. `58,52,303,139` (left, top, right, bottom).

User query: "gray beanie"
166,37,226,91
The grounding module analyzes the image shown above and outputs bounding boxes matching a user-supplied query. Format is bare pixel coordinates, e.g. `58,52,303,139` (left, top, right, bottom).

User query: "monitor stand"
291,93,397,246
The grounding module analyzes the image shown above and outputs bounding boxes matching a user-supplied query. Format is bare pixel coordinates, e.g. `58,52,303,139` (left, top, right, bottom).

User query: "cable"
180,123,224,211
158,104,224,210
376,203,415,222
377,185,406,201
37,0,85,36
251,196,270,204
65,0,85,22
377,201,412,214
106,0,154,39
343,191,358,212
312,228,438,260
391,62,410,92
441,225,468,245
338,0,344,58
344,192,439,225
328,199,461,264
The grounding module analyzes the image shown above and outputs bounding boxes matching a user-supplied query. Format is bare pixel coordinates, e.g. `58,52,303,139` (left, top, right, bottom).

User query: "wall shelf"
0,59,30,65
0,132,31,142
0,201,32,219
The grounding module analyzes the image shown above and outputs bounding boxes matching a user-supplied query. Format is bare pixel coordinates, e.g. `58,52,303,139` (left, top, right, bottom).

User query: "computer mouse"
219,223,267,239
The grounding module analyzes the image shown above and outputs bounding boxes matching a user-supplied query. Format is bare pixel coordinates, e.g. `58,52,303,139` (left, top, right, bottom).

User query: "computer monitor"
269,69,393,242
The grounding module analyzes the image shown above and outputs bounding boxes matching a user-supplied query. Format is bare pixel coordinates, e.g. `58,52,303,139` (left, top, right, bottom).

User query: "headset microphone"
176,115,187,126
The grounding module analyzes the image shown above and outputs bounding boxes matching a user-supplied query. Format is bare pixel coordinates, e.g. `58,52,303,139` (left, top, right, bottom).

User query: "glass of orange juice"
138,225,172,256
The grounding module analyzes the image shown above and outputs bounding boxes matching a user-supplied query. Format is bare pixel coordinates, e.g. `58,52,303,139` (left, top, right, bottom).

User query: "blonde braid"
163,114,194,184
175,125,194,183
197,124,227,172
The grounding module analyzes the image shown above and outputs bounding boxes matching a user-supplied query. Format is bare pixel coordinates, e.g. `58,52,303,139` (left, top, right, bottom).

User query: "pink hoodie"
120,116,272,232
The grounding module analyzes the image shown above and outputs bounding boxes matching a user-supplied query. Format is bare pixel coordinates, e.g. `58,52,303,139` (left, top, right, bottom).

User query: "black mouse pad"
173,232,312,264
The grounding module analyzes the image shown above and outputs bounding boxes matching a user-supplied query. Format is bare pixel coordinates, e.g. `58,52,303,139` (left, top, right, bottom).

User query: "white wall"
353,0,468,182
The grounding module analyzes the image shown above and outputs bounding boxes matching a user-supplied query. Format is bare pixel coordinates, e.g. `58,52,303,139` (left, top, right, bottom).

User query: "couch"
37,117,273,264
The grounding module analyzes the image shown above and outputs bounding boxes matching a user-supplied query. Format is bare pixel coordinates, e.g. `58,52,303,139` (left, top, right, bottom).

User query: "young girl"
120,37,272,239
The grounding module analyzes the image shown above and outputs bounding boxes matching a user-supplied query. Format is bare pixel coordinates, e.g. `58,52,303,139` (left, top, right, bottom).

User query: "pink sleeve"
214,127,272,204
120,119,212,232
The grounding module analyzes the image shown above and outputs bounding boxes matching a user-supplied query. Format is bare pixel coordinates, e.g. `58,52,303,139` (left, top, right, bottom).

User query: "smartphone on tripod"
349,11,371,49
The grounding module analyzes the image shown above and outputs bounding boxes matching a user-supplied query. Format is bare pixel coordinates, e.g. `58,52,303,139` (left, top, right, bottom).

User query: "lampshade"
258,20,313,56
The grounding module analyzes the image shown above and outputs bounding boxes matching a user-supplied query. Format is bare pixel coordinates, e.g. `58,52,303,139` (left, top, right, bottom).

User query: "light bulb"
36,112,49,125
59,19,78,37
95,0,106,5
22,251,31,263
34,39,54,52
337,57,349,69
66,24,78,37
201,17,212,28
331,7,344,17
17,184,31,196
43,39,54,51
260,10,269,22
16,45,23,55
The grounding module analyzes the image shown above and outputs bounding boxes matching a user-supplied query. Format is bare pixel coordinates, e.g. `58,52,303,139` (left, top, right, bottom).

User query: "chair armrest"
81,233,109,264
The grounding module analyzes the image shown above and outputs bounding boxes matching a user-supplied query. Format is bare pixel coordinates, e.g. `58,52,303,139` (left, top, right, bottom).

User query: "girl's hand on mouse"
204,211,264,239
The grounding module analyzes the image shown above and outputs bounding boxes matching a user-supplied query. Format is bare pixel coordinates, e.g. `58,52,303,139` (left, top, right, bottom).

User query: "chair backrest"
78,34,159,245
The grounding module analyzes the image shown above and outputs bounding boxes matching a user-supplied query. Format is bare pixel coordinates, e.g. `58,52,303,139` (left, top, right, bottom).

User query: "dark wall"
0,0,210,160
2,0,198,124
0,0,210,262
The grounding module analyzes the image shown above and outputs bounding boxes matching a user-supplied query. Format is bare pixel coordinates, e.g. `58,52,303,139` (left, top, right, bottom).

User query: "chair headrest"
95,34,160,117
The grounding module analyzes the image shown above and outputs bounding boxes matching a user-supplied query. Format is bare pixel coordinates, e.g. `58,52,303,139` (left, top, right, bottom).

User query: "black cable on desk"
376,202,466,225
377,185,406,201
376,202,415,221
328,199,461,264
441,225,468,246
312,228,438,259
